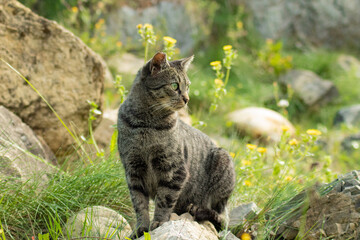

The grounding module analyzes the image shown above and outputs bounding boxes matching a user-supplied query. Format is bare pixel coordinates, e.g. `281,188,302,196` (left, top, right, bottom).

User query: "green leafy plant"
137,23,157,63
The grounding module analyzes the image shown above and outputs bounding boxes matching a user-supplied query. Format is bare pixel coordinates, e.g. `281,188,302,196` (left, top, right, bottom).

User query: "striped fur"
117,52,236,239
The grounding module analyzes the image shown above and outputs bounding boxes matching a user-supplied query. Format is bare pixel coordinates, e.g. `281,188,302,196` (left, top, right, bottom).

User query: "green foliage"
258,40,293,76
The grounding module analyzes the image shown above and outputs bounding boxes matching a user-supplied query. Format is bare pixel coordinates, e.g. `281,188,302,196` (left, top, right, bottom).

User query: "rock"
229,202,260,228
341,133,360,152
243,0,360,50
138,213,218,240
0,0,105,155
337,55,360,78
107,53,144,75
279,70,339,107
273,170,360,239
93,109,118,150
227,107,295,142
219,230,240,240
64,206,132,240
334,105,360,127
106,2,199,54
0,106,57,181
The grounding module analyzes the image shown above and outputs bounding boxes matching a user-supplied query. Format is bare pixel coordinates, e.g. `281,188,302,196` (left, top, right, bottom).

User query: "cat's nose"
183,95,189,104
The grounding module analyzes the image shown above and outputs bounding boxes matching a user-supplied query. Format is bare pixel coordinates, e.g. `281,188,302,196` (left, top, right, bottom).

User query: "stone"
279,70,339,107
242,0,360,50
107,53,144,75
219,230,240,240
273,171,360,239
64,206,132,240
227,107,295,142
229,202,260,228
337,55,360,78
0,0,105,155
0,106,57,181
334,105,360,127
93,109,118,150
106,2,199,54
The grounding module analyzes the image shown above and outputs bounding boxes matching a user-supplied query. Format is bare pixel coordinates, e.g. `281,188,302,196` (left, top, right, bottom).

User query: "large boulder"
0,0,105,155
243,0,360,50
279,70,339,107
227,107,295,142
106,1,199,54
333,104,360,127
64,206,132,239
0,105,57,181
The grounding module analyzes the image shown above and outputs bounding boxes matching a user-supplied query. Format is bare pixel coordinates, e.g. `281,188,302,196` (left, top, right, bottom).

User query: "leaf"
144,232,152,240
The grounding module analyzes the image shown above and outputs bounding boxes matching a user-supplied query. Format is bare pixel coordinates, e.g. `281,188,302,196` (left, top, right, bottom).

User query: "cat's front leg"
151,166,188,230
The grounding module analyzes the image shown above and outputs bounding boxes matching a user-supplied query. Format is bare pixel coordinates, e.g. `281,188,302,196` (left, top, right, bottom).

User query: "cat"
117,52,236,239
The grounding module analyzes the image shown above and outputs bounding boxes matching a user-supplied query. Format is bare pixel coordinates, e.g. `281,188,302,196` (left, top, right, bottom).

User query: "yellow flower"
246,144,257,150
285,176,293,181
71,6,78,13
241,233,252,240
241,159,251,166
116,41,123,47
281,125,290,132
306,129,322,136
229,152,236,158
144,23,153,29
136,24,143,29
289,138,299,146
0,229,3,234
266,38,273,45
210,61,221,67
98,18,105,25
236,21,243,30
244,180,252,187
163,36,177,44
223,45,232,51
257,147,267,154
214,78,224,87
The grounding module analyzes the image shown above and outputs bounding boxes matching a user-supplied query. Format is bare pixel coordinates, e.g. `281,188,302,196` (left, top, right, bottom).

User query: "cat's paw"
150,220,165,230
129,226,149,239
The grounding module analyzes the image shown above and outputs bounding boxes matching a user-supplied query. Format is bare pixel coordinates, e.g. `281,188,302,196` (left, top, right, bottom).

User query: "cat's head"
139,52,194,112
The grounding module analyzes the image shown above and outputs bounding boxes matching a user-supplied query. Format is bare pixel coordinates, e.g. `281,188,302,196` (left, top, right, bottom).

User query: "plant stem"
88,115,102,159
144,41,149,63
224,67,231,86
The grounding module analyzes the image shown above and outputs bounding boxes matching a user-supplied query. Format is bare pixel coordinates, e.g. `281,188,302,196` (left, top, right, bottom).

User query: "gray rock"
106,2,199,54
219,230,240,240
337,55,360,78
107,53,144,75
279,70,339,107
0,106,56,182
243,0,360,50
138,213,218,240
341,133,360,152
334,105,360,127
0,0,105,155
227,107,295,142
229,202,260,228
64,206,132,240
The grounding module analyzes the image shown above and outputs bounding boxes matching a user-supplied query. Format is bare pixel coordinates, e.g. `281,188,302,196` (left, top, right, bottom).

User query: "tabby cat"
117,52,236,239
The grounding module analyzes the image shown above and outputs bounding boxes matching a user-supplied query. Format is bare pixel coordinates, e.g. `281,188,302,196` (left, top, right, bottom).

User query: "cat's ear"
149,52,169,75
181,55,194,72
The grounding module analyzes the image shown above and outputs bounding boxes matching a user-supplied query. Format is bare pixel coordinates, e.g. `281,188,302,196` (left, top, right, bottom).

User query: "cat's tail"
186,203,223,231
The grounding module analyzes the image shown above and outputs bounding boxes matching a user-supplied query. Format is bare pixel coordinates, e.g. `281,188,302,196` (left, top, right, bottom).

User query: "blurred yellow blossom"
246,144,257,150
244,180,252,187
236,21,243,30
137,24,143,29
214,79,224,87
257,147,267,154
306,129,322,136
144,23,153,29
210,61,221,67
241,233,252,240
71,6,78,13
241,159,251,166
285,176,293,181
281,125,290,132
289,138,299,146
266,38,273,45
116,41,123,47
163,36,177,44
229,152,236,158
223,45,232,51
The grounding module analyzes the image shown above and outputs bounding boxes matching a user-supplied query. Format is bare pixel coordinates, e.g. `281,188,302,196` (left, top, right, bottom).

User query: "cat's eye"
171,83,179,90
